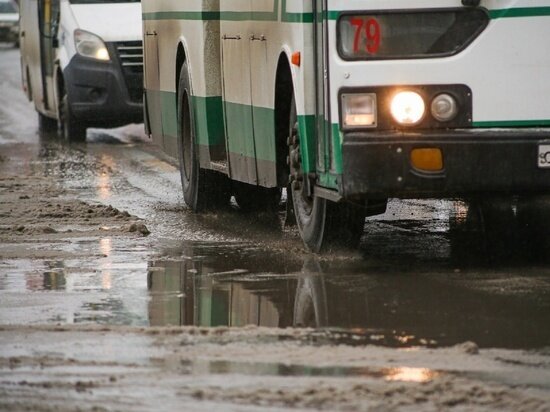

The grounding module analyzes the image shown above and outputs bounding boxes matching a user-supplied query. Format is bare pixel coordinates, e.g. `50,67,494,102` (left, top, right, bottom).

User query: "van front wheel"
60,95,86,142
38,112,57,132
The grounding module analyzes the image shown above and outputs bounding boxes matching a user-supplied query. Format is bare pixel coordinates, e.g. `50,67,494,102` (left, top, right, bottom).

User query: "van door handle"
20,30,25,37
145,31,157,36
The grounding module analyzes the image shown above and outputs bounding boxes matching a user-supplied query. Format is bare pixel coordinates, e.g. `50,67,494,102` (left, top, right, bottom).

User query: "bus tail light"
341,93,377,129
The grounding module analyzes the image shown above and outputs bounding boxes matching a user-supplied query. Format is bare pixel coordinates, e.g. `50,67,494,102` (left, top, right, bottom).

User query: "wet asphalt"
1,45,550,351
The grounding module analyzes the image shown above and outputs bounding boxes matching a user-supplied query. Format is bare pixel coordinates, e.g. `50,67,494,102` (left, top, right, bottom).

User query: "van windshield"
69,0,140,3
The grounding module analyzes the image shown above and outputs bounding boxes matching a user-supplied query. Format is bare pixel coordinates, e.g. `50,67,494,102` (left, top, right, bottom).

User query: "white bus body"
142,0,550,251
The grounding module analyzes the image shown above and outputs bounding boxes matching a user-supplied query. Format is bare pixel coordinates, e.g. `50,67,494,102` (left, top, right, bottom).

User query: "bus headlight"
390,91,425,125
431,93,458,122
341,93,377,129
74,29,110,61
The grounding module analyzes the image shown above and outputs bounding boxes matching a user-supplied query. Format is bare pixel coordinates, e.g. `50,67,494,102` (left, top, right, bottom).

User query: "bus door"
314,0,329,175
37,0,60,113
249,0,276,187
220,0,259,185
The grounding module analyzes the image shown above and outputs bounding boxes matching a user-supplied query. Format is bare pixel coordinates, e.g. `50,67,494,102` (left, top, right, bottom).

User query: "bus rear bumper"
341,130,550,199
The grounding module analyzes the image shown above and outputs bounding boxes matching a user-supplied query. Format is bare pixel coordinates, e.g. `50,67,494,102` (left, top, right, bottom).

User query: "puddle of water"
2,238,549,349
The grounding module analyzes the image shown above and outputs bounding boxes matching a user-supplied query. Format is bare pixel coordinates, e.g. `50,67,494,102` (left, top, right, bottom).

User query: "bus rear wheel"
177,62,229,211
288,99,365,253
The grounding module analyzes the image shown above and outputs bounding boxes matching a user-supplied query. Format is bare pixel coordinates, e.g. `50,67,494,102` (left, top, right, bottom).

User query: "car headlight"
390,91,425,126
341,93,377,129
74,29,110,61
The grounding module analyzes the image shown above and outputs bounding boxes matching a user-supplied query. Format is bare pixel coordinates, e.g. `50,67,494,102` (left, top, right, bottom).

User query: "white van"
19,0,143,141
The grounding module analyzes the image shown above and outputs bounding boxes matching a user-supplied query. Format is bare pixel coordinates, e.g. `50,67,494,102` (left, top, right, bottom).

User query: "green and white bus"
141,0,550,252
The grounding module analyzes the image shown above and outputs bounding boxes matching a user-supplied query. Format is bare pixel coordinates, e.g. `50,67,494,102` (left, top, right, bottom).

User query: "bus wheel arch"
274,52,293,188
287,90,365,253
175,42,186,99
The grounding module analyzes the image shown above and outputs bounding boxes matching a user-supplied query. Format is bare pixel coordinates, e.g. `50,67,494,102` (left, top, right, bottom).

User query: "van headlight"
74,29,110,61
341,93,377,129
390,91,425,125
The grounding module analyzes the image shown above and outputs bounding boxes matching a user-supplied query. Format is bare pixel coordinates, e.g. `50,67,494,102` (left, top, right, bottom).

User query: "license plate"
538,144,550,168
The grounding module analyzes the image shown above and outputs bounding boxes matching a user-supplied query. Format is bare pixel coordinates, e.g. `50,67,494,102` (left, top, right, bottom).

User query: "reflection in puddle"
185,360,439,382
96,154,113,200
100,238,112,290
24,261,67,291
385,367,438,383
147,243,550,349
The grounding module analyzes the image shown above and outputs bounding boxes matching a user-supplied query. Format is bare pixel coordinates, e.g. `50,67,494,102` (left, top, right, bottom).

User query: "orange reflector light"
291,52,301,67
410,148,443,172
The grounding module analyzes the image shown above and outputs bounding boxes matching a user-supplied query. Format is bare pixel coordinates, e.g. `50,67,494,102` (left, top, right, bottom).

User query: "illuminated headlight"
341,93,377,129
74,29,110,61
431,93,458,122
390,91,425,126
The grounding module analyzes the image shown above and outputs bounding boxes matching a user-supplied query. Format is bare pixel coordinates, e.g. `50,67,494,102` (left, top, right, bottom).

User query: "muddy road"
1,45,550,411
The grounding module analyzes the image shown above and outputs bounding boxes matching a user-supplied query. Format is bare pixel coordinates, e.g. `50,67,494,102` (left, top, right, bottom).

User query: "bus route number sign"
350,17,381,55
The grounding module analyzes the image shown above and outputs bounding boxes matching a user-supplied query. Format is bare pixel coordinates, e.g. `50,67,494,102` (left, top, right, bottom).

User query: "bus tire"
38,112,57,132
177,62,229,211
288,98,365,252
60,94,86,142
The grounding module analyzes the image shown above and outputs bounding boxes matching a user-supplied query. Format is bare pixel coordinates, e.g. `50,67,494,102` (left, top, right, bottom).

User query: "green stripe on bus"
142,0,314,23
331,123,343,175
154,89,333,180
193,96,225,147
252,106,277,162
144,6,550,22
160,91,178,138
298,115,316,173
489,7,550,19
155,91,225,147
222,101,276,162
327,7,550,20
281,0,313,23
473,119,550,128
143,11,218,21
